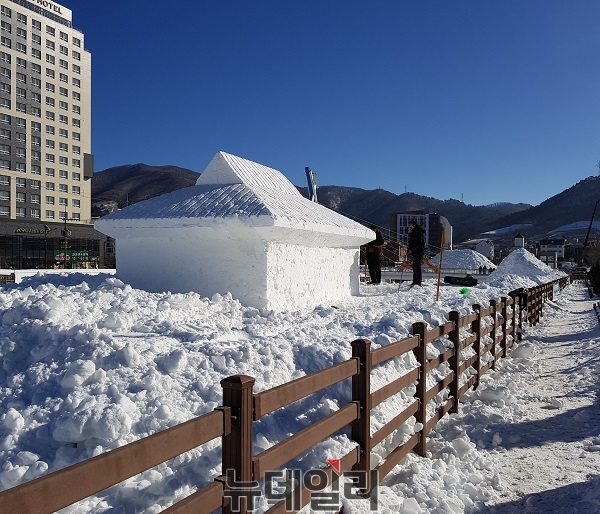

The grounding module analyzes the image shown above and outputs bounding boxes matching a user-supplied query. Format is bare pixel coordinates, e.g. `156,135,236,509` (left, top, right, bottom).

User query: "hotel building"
0,0,108,269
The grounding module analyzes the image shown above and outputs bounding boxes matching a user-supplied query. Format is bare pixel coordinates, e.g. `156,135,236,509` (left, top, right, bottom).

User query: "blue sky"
59,0,600,206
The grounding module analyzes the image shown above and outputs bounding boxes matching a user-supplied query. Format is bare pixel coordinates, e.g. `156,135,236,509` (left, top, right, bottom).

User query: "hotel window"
31,121,41,132
16,72,25,83
59,128,68,137
72,50,80,61
16,27,26,38
72,119,80,128
31,63,41,74
45,167,54,176
72,78,80,88
59,169,67,179
59,31,67,42
0,206,9,216
31,180,40,189
31,106,41,117
16,87,26,98
0,98,10,109
72,64,80,74
59,142,67,152
72,146,80,155
32,19,41,30
32,92,41,102
46,111,55,121
59,115,68,124
16,102,26,113
73,37,81,47
59,73,68,83
59,211,67,219
16,132,25,142
16,42,25,53
31,165,40,175
1,36,11,49
72,132,80,141
0,66,9,78
15,162,24,172
0,128,8,138
72,172,80,181
45,210,54,219
46,125,55,134
32,34,40,45
46,68,54,78
31,47,40,59
59,58,67,69
16,117,25,128
1,21,10,33
45,182,54,191
16,192,25,202
72,185,80,195
32,150,40,161
59,197,67,205
32,78,41,89
71,212,80,221
0,190,9,199
0,81,8,92
0,143,9,154
0,159,8,169
58,184,67,193
72,105,80,115
59,44,67,55
46,26,55,36
72,159,80,168
45,139,54,148
59,156,67,165
16,56,26,68
31,194,40,203
72,91,80,101
0,6,11,17
71,199,80,208
59,87,67,96
32,135,41,146
0,51,8,62
46,82,55,92
0,175,8,185
17,13,26,24
45,153,54,163
45,54,54,64
31,208,40,218
59,101,68,110
16,206,25,217
16,177,25,188
16,147,25,158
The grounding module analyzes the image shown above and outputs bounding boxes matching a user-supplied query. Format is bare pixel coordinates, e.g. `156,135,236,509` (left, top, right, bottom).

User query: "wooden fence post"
412,321,428,456
220,375,255,514
489,300,497,369
351,339,372,492
500,297,508,358
448,311,460,414
472,305,482,389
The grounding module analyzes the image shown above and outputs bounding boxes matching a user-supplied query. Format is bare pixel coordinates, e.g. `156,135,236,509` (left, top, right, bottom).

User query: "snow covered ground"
1,249,598,513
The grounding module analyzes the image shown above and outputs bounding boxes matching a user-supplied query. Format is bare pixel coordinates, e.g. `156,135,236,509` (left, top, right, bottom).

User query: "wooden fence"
0,277,571,514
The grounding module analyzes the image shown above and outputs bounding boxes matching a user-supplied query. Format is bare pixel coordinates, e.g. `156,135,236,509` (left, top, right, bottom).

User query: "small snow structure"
94,151,373,310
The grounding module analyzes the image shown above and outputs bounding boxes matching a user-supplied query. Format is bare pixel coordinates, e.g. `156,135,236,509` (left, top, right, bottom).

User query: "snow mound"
430,249,495,270
486,248,566,288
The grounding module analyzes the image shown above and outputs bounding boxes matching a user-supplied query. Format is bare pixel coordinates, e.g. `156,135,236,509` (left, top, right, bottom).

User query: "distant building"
389,210,452,253
514,233,525,248
539,238,565,268
0,0,107,268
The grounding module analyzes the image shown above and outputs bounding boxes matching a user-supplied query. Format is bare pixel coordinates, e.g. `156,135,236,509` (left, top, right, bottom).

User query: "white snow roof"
95,152,372,242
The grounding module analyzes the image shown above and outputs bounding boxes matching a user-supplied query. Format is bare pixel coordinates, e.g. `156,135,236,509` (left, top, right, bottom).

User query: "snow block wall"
95,152,373,310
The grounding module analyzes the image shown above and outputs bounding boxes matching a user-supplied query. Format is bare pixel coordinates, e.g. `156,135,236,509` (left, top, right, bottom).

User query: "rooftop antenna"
305,166,319,203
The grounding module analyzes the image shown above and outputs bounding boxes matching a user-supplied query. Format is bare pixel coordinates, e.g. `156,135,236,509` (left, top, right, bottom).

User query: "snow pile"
0,261,569,512
487,248,566,290
430,249,495,271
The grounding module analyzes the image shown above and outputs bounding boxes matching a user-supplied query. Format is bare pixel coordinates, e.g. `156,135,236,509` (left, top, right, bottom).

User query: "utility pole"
60,214,74,269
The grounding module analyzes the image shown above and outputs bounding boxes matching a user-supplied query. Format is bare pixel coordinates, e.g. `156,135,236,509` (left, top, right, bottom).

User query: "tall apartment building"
0,0,107,269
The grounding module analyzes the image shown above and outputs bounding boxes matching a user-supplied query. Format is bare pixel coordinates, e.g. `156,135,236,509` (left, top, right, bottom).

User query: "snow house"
94,152,374,310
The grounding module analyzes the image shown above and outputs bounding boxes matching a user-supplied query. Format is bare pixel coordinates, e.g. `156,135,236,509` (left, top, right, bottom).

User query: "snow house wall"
109,223,362,311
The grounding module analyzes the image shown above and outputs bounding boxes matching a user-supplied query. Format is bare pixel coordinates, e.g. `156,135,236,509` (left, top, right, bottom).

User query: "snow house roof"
95,152,372,246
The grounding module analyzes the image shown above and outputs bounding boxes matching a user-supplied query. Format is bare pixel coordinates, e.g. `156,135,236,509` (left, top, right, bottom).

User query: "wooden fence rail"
0,277,571,514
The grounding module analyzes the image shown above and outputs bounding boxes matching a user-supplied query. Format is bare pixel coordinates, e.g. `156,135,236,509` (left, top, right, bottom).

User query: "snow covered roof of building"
95,152,372,242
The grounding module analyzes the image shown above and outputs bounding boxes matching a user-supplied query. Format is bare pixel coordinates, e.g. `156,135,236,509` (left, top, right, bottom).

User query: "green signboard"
54,250,89,262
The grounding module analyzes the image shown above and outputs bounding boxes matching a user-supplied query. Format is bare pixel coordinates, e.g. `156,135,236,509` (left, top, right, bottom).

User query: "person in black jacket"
407,219,425,286
365,225,385,284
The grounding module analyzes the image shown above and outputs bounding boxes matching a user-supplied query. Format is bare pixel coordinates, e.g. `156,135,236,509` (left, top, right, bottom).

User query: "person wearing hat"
408,219,425,286
365,224,385,284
